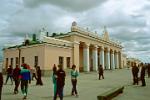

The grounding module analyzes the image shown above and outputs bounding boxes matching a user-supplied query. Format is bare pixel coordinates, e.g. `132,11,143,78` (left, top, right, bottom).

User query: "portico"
57,22,123,72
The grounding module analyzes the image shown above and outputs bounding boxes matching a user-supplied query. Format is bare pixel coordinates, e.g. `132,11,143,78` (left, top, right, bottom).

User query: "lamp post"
17,46,21,67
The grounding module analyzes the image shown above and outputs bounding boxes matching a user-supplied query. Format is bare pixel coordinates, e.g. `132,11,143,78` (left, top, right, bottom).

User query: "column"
111,50,115,69
115,52,119,69
106,48,110,69
92,45,98,71
114,51,117,69
100,47,105,69
83,44,90,72
119,52,122,68
73,41,80,71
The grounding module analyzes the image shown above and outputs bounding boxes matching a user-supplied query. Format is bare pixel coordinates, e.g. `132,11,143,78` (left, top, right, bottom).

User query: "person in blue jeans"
5,65,13,85
53,65,66,100
71,64,79,97
20,64,31,100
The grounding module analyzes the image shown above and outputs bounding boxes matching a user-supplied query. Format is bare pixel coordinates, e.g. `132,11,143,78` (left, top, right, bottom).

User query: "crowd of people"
52,64,79,100
1,63,43,100
0,63,80,100
0,62,150,100
132,63,150,86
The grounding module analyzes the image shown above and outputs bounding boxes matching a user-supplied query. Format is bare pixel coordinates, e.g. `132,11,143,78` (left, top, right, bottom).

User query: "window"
5,58,8,68
16,57,19,65
66,57,70,68
10,58,13,67
34,56,38,66
59,56,64,68
22,57,25,64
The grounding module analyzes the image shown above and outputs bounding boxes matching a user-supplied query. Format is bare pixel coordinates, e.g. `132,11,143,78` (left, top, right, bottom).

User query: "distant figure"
52,64,57,96
54,65,66,100
5,65,13,85
36,66,43,85
71,64,79,97
20,64,31,100
0,72,3,100
132,63,139,85
31,66,37,81
140,63,146,86
98,65,104,80
12,65,21,94
147,64,150,78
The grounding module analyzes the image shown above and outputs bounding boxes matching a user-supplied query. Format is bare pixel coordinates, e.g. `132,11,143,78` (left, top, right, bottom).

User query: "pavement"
1,68,150,100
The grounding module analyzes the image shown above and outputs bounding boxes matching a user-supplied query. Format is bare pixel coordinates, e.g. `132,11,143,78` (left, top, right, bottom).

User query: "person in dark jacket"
5,65,13,85
36,66,43,85
54,65,66,100
0,72,3,100
132,63,139,85
12,64,21,94
20,64,31,100
140,63,146,86
147,64,150,78
98,65,104,80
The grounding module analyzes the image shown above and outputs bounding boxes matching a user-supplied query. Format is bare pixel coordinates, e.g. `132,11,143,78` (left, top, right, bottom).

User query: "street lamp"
17,46,21,67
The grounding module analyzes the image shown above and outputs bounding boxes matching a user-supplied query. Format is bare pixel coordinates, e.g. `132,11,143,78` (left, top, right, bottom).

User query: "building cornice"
4,42,73,51
56,31,122,49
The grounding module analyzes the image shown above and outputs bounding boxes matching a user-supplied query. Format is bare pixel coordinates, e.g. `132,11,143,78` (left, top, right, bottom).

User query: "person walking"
12,65,21,94
36,66,43,85
140,63,146,86
54,65,66,100
31,65,37,81
0,72,3,100
147,64,150,78
4,65,13,85
52,64,57,97
71,64,79,97
132,63,139,85
98,65,104,80
20,64,31,100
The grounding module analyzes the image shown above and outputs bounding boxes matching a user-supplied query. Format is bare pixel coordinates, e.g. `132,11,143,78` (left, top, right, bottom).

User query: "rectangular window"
66,57,70,68
59,56,64,68
6,58,8,68
10,58,13,67
16,57,19,65
22,57,25,64
34,56,38,66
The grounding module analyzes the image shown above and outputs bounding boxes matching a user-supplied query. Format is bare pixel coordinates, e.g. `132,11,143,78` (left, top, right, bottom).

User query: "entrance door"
59,56,64,68
66,57,70,68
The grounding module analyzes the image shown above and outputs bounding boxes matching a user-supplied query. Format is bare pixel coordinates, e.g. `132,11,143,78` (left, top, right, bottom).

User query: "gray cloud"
23,0,107,12
0,0,150,62
3,5,70,36
110,28,148,41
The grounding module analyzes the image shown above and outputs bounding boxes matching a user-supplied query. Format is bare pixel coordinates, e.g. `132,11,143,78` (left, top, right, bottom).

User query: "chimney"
32,34,36,41
46,32,49,37
25,40,29,46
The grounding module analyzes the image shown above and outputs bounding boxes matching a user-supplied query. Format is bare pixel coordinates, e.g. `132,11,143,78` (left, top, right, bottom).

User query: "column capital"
107,48,110,52
74,41,80,44
115,51,119,54
111,50,114,54
93,45,98,50
101,46,104,50
84,43,90,48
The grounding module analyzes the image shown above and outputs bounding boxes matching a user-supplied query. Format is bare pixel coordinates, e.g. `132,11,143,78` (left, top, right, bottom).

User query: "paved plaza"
1,68,150,100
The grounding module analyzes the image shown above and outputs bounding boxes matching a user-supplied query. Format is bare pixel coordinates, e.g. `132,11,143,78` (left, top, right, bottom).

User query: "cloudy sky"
0,0,150,62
